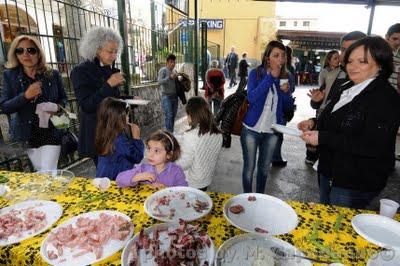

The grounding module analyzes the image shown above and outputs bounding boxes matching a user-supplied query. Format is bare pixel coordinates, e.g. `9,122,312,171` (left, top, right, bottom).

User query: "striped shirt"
389,51,400,91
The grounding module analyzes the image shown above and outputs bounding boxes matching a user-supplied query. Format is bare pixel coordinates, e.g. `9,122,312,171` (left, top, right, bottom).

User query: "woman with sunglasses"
0,35,67,171
71,27,125,166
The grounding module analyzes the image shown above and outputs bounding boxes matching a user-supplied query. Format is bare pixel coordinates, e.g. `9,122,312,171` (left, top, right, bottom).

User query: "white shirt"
331,78,375,113
245,84,278,133
175,127,223,188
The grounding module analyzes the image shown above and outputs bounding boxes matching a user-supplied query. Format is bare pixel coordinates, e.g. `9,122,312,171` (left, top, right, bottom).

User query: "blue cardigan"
243,68,294,127
96,133,145,180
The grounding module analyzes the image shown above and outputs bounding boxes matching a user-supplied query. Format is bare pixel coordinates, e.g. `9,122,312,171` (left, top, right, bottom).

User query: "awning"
253,0,400,6
276,30,346,50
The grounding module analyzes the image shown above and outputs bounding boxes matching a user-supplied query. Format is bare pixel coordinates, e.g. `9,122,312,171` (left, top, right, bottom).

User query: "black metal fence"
0,0,193,169
0,0,193,90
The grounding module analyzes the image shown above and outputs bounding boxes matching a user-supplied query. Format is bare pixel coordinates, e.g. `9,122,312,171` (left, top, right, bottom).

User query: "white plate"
40,210,133,266
351,214,400,249
367,250,400,266
0,200,62,246
122,99,150,105
144,186,213,222
223,193,298,235
216,233,312,266
271,124,302,137
121,222,215,266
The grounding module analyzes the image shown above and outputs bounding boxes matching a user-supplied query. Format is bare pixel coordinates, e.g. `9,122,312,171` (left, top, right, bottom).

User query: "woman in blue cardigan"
241,41,295,193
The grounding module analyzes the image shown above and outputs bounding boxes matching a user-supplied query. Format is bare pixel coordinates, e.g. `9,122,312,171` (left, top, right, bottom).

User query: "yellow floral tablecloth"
0,171,397,265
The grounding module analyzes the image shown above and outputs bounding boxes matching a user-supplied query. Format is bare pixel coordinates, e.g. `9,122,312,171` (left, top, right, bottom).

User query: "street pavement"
70,83,400,210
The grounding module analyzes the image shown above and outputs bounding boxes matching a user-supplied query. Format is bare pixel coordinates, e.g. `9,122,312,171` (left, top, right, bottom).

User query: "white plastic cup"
178,75,183,81
280,78,288,86
379,199,399,218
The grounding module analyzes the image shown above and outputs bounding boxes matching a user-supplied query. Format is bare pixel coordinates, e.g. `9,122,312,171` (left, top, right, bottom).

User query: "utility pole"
117,0,131,95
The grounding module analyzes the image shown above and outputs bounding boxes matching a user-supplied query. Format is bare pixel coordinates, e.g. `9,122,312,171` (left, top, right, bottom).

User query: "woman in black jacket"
0,35,66,171
299,36,400,209
71,27,129,165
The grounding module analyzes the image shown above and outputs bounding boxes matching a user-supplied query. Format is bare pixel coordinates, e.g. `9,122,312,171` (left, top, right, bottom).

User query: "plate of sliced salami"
121,220,215,266
223,193,298,235
144,186,213,222
0,200,62,246
40,210,133,266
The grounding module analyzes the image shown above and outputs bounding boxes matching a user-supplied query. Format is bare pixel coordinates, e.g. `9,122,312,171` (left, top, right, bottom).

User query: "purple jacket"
116,162,188,188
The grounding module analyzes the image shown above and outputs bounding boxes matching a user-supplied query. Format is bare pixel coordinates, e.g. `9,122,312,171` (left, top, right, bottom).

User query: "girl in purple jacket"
116,130,187,188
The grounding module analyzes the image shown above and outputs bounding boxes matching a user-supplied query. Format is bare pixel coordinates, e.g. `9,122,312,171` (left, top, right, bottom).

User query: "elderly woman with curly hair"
0,35,67,171
71,27,126,165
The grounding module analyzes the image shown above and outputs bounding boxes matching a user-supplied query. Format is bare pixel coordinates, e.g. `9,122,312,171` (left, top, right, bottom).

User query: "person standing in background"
225,46,238,88
272,45,296,167
238,52,250,89
71,27,125,166
204,60,225,115
386,23,400,93
158,54,178,133
385,23,400,161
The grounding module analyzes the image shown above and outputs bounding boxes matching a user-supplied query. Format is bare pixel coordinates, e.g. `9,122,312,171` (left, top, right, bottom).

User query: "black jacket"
0,67,66,142
225,52,238,70
175,72,190,105
70,59,120,158
238,59,249,77
216,88,247,147
317,76,400,192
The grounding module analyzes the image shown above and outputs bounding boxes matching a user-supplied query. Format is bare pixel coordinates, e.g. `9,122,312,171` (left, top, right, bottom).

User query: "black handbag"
60,129,78,156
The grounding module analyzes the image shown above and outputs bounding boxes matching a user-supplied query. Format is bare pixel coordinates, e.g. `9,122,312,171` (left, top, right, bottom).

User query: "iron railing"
0,0,192,89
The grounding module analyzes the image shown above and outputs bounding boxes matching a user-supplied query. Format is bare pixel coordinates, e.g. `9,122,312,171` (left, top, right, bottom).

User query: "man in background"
225,46,238,88
158,54,178,132
385,23,400,161
238,52,250,89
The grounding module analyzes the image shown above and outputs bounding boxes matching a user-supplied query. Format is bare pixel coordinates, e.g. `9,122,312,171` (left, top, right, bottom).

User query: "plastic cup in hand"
178,75,183,81
280,78,288,86
379,199,399,218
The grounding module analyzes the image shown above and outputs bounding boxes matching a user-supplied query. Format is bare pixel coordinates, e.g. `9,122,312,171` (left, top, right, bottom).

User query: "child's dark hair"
146,130,181,162
186,96,221,136
95,97,129,155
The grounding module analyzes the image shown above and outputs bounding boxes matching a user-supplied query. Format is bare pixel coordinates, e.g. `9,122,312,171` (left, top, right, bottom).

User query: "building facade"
188,0,276,63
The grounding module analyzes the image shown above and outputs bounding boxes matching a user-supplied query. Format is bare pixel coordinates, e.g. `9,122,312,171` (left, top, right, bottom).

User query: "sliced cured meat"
229,204,244,214
247,196,257,201
254,227,268,234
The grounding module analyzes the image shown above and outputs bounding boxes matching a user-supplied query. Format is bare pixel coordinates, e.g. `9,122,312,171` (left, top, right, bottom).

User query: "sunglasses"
15,47,38,55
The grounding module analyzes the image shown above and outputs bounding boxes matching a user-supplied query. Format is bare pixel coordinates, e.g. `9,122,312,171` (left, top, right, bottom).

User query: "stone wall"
129,63,196,137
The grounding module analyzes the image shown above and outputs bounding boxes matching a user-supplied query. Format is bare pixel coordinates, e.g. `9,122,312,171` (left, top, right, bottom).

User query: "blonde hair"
5,35,48,74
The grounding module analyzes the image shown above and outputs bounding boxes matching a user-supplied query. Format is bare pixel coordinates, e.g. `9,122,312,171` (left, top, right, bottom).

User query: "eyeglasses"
15,47,38,55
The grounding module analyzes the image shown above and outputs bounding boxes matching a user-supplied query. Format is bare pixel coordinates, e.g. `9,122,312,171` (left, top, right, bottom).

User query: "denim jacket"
0,67,66,142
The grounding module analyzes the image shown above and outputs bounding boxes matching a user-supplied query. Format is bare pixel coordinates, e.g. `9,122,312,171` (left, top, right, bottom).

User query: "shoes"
272,160,287,167
305,158,316,165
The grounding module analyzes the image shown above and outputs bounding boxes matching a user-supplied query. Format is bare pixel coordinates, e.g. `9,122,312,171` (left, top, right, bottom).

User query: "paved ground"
69,84,400,211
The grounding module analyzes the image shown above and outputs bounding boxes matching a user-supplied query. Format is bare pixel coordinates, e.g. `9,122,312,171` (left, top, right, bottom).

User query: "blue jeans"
318,174,378,209
240,126,278,193
161,95,178,133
